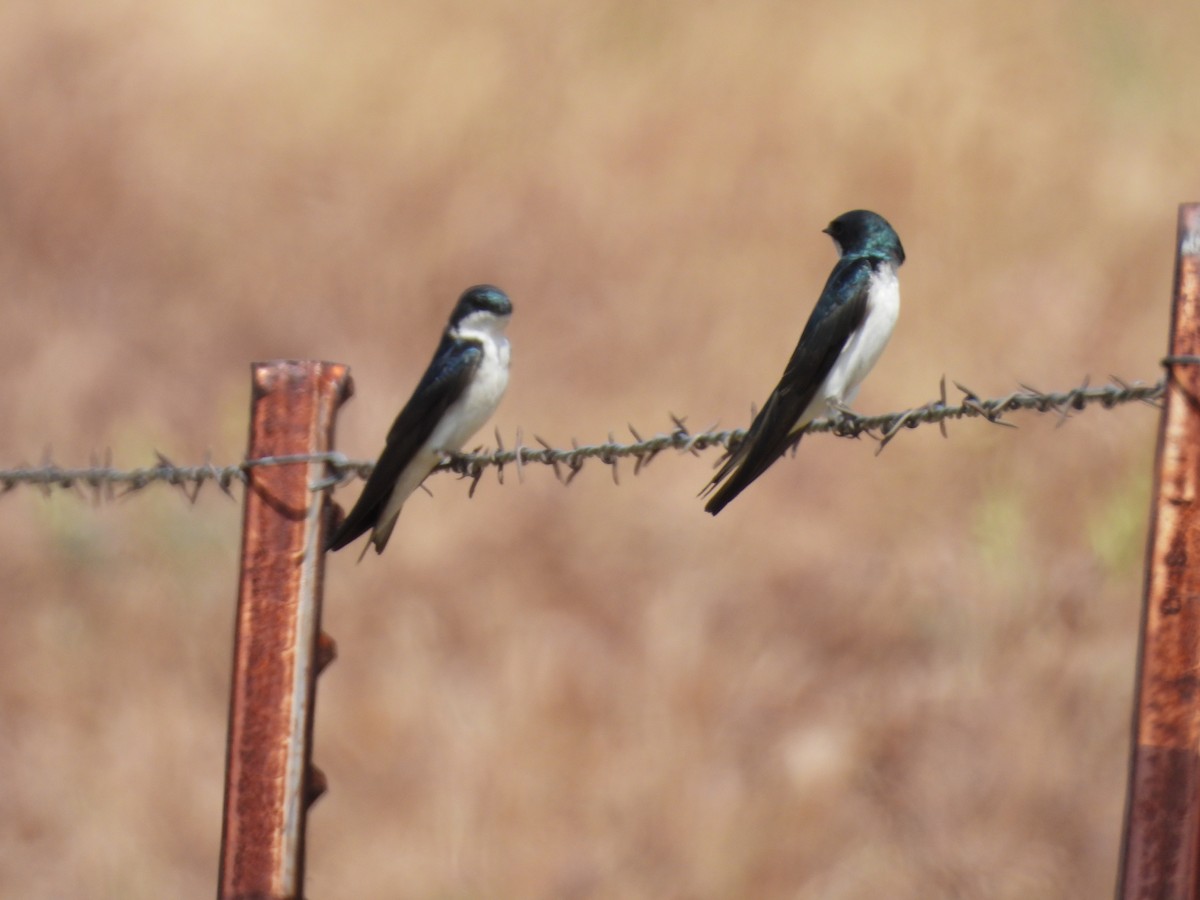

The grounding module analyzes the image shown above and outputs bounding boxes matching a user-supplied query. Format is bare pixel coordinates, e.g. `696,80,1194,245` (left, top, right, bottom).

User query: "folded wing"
703,258,873,514
326,337,483,550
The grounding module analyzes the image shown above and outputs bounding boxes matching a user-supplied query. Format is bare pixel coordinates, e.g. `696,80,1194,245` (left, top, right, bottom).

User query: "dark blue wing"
703,256,874,514
327,335,482,550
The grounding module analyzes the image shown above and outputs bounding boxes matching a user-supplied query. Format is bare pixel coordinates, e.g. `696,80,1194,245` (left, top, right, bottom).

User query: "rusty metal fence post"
218,360,351,900
1119,203,1200,899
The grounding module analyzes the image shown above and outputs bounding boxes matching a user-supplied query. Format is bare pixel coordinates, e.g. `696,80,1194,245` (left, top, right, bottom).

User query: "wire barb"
0,375,1167,501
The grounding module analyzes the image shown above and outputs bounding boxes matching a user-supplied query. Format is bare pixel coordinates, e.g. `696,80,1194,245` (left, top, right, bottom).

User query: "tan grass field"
2,1,1197,896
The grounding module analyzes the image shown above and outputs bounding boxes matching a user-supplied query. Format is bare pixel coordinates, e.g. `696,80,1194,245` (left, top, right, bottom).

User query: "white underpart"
790,261,900,434
374,309,511,540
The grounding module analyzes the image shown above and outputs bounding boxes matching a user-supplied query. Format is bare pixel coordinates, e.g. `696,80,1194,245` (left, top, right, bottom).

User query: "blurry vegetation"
0,0,1193,896
1088,461,1153,576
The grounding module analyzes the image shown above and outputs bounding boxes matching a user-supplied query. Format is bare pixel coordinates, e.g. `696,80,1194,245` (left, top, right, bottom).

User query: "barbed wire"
0,373,1170,503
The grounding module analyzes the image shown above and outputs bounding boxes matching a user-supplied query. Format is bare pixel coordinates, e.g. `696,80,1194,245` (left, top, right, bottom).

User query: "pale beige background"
1,2,1193,897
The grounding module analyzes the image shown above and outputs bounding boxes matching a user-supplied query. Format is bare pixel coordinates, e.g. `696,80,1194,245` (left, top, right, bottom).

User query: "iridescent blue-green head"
823,210,905,266
450,284,513,327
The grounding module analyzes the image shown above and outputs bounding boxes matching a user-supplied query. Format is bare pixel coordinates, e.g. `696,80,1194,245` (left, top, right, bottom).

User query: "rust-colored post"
1120,203,1200,899
218,360,351,900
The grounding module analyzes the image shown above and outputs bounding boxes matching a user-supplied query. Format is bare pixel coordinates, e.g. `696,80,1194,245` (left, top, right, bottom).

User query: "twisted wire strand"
0,373,1170,502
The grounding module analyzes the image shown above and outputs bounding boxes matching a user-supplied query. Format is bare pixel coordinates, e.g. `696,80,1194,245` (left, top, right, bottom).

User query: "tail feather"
702,460,757,515
326,505,375,551
326,489,388,552
702,430,804,515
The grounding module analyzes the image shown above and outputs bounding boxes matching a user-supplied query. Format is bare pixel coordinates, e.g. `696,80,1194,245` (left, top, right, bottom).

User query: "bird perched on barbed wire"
701,209,905,515
327,284,513,556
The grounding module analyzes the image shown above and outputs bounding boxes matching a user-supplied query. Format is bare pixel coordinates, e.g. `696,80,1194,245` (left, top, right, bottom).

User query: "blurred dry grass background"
1,0,1196,896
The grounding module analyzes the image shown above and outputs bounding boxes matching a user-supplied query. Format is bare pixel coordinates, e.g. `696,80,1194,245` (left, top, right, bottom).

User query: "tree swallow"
701,209,904,515
327,284,513,555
